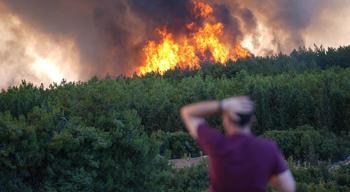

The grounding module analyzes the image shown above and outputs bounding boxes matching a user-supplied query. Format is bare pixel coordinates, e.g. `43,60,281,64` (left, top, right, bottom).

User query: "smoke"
0,0,349,88
0,2,81,88
235,0,350,54
234,0,320,54
1,0,145,78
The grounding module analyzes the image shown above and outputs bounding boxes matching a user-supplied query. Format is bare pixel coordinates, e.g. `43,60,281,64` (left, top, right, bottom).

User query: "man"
180,96,295,192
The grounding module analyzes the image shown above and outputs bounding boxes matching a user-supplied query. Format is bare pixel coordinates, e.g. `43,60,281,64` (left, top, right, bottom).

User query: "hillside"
0,46,350,191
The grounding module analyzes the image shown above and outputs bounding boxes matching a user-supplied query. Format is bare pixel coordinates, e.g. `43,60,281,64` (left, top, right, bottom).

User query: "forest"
0,46,350,191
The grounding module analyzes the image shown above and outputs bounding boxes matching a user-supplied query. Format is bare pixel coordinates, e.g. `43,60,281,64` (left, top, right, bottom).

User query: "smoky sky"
1,0,248,77
0,0,349,85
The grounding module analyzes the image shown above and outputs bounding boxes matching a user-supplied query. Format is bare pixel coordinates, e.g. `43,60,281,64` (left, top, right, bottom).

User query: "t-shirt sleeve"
197,123,224,156
271,142,289,176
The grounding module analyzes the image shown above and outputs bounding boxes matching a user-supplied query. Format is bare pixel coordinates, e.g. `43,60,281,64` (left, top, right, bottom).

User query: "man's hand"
180,96,253,139
221,96,254,122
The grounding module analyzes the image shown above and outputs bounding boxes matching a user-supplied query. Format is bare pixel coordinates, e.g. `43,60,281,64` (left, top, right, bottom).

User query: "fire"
192,0,213,18
193,22,229,63
137,0,250,75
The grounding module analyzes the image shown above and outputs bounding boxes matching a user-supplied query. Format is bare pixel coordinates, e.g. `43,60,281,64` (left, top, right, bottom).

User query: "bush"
263,125,343,161
0,110,171,191
291,164,350,192
169,162,209,192
152,131,201,159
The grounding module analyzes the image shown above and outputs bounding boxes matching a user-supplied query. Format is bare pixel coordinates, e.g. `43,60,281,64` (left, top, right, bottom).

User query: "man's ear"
228,111,240,122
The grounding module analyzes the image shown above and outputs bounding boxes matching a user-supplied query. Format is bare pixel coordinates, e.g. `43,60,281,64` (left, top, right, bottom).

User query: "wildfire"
137,0,250,75
192,0,213,18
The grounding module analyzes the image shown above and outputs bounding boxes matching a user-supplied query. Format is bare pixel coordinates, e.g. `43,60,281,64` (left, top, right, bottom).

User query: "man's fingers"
223,96,254,114
242,101,253,109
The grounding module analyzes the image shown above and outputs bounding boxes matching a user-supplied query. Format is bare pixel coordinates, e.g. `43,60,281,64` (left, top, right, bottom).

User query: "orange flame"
192,0,213,18
137,0,250,75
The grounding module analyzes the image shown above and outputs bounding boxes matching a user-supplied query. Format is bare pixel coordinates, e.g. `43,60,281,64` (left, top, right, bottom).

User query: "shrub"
152,131,201,159
0,110,171,191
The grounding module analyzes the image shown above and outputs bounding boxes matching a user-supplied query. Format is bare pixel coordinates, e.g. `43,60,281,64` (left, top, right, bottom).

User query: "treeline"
161,45,350,79
2,66,349,135
0,46,349,191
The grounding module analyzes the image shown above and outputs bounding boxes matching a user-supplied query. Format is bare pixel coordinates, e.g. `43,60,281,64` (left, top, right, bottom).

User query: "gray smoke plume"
1,0,145,78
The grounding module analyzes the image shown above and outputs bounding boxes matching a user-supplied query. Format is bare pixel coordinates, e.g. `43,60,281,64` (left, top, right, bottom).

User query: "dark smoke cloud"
2,0,247,78
0,0,349,84
130,0,194,35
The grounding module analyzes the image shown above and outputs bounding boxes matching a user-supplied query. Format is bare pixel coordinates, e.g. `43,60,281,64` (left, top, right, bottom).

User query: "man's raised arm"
180,100,221,139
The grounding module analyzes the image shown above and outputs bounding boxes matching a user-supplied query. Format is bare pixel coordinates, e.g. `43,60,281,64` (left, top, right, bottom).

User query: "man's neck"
226,127,251,136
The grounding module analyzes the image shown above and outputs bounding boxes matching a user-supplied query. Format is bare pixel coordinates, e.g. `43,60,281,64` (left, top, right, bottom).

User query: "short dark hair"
232,112,254,127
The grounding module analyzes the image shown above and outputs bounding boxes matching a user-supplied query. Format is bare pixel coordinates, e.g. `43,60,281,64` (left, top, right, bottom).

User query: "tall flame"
137,0,250,75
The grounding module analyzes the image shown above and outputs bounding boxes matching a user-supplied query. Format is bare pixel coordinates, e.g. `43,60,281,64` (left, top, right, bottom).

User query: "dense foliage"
0,46,350,191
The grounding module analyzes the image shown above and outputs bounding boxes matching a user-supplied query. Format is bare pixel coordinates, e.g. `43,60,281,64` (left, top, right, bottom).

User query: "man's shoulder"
197,123,225,155
251,136,279,150
198,123,222,136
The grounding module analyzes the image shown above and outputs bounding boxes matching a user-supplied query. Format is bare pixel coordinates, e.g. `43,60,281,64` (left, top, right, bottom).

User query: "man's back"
180,97,295,192
197,123,288,192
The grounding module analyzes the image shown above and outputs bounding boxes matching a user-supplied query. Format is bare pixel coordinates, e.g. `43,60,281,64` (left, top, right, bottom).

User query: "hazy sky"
303,0,350,48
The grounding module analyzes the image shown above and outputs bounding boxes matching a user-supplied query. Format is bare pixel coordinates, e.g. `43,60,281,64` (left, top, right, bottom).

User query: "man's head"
221,96,254,134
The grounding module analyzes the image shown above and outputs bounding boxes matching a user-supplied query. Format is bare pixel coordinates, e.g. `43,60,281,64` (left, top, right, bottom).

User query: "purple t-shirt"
197,123,288,192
